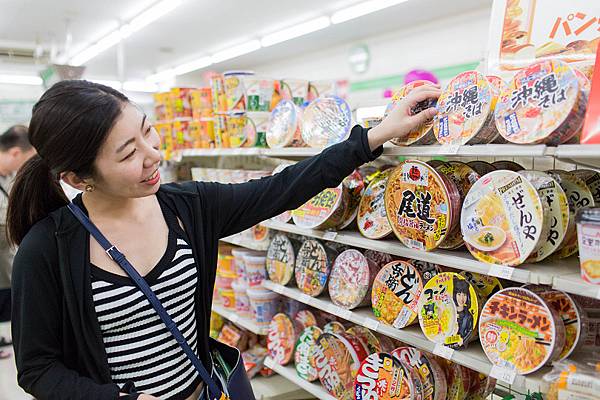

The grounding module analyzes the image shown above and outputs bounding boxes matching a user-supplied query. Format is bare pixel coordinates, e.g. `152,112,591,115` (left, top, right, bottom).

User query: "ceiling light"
212,40,262,64
331,0,409,24
0,74,43,85
173,56,213,76
128,0,183,33
261,17,331,47
123,81,159,92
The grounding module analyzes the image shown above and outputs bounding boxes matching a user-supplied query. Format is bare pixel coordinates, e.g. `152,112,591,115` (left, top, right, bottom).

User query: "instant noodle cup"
358,169,394,239
548,170,595,259
170,87,194,119
243,253,267,287
153,92,170,121
364,250,396,269
572,170,600,205
231,279,251,317
266,100,304,148
354,353,409,400
347,326,385,354
218,287,235,309
308,80,337,102
190,87,213,119
407,259,442,283
461,170,544,266
244,111,270,147
466,161,497,177
244,76,274,112
435,161,481,250
375,333,396,354
338,170,366,230
226,111,249,148
293,184,346,230
372,261,424,329
434,71,500,145
576,208,600,285
294,326,323,381
385,160,461,251
294,309,318,331
324,321,347,334
329,249,379,310
301,95,352,148
279,297,304,319
314,332,369,400
267,313,297,365
494,60,588,145
295,239,338,297
280,79,309,106
210,74,227,113
189,118,215,149
172,119,192,149
460,271,502,301
385,80,438,146
266,234,299,286
520,171,570,262
213,112,229,148
437,359,472,400
467,371,496,400
479,287,566,375
247,287,279,326
223,70,253,111
491,160,525,172
419,272,479,349
392,346,447,400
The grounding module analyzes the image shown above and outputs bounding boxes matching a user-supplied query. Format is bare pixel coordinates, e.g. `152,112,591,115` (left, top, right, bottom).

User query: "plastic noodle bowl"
520,171,570,262
266,234,299,286
459,271,503,302
392,346,447,400
328,249,379,310
244,111,270,147
466,160,497,177
231,279,251,317
266,99,304,148
572,170,600,205
244,76,275,112
371,260,425,329
267,313,297,366
437,359,472,400
301,95,352,148
491,160,525,172
280,79,309,106
384,80,438,146
357,169,394,239
354,353,414,400
577,208,600,284
547,170,595,259
346,326,386,354
479,287,566,375
461,170,545,266
418,272,479,350
270,164,294,223
243,253,268,287
294,326,322,382
223,70,254,112
293,309,318,331
494,60,588,145
323,321,346,334
294,239,338,297
433,70,501,145
246,287,279,326
292,184,347,230
385,160,461,251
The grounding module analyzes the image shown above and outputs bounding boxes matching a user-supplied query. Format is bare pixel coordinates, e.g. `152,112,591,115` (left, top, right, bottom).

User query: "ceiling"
0,0,492,81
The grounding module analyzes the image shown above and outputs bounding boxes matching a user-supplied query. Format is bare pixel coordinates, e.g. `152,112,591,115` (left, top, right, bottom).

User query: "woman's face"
91,103,162,199
456,291,468,308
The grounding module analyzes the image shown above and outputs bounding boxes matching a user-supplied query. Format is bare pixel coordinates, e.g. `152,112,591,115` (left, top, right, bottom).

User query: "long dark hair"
7,80,129,245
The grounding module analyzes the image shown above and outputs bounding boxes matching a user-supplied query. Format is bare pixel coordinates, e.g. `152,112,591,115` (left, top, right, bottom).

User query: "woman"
453,276,474,347
9,80,440,400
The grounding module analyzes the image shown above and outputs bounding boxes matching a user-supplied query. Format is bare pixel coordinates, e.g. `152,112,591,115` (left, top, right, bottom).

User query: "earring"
85,184,95,192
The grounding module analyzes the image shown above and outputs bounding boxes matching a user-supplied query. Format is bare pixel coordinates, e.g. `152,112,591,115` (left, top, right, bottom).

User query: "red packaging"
581,41,600,144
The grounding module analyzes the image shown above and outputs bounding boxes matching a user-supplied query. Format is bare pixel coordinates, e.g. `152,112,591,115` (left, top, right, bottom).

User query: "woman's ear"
61,171,93,192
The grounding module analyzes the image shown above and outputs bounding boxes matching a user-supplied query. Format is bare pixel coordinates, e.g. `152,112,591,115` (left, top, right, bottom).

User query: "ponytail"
7,154,68,246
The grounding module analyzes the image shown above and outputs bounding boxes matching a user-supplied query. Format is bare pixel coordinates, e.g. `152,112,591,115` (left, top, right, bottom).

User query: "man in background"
0,125,36,358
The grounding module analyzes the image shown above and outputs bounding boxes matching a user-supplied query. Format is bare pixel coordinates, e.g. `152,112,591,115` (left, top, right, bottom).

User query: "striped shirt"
91,227,201,399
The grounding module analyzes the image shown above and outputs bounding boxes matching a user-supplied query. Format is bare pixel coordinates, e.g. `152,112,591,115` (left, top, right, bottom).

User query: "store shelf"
261,220,578,287
553,273,600,300
264,357,336,400
212,304,269,335
220,234,269,251
251,374,316,400
555,144,600,169
263,280,549,393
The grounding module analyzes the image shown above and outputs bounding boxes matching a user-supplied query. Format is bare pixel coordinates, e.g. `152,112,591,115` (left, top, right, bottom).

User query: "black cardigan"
11,125,382,400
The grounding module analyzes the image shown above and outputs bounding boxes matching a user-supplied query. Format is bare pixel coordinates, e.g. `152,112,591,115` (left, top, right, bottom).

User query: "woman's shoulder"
13,216,59,281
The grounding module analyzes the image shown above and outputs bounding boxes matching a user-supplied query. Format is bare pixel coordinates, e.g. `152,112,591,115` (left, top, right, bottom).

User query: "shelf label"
264,357,274,369
298,293,312,304
441,144,460,155
363,318,380,331
229,314,240,324
323,231,338,241
488,265,515,280
338,309,353,321
433,343,454,360
489,365,517,385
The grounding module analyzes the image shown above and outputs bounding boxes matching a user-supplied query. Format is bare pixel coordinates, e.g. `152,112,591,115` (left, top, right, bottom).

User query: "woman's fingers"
409,107,438,127
405,88,442,107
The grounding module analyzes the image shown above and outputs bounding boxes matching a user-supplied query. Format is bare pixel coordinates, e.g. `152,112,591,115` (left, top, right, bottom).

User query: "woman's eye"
122,149,136,161
145,125,153,135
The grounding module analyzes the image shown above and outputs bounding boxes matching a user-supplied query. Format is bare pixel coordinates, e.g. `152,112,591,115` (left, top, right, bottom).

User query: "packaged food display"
384,80,438,146
392,346,447,400
210,74,227,113
338,170,366,230
226,111,249,147
243,253,267,286
520,171,570,262
170,87,194,119
466,161,497,177
385,160,461,251
266,234,298,285
294,309,318,331
324,321,347,334
364,250,396,269
266,100,304,148
280,298,304,319
358,169,394,239
223,71,254,111
372,260,425,329
491,160,524,172
308,80,337,102
544,359,600,400
354,353,409,400
467,371,496,400
244,111,269,147
294,239,337,297
280,79,309,106
244,76,275,112
459,271,502,301
231,279,251,317
461,170,544,266
190,87,213,119
294,326,323,382
576,208,600,285
437,359,472,400
573,170,600,205
267,313,297,366
479,287,566,375
434,71,500,145
494,60,588,145
301,95,352,148
548,170,595,259
242,346,268,379
293,184,348,230
328,249,379,309
172,119,192,149
419,272,479,349
407,259,442,283
247,287,279,326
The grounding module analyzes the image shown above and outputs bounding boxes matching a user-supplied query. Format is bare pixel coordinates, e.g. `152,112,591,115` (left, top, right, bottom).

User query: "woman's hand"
367,83,441,150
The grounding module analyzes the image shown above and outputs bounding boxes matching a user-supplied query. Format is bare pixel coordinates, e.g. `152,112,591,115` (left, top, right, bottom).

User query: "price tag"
488,265,515,280
229,314,240,324
489,365,517,385
433,343,454,360
441,144,460,155
323,231,338,241
363,318,380,331
264,357,274,369
298,293,312,304
338,309,353,321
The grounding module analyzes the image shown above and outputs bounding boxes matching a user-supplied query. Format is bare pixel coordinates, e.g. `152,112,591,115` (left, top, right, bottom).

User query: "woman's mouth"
142,169,160,185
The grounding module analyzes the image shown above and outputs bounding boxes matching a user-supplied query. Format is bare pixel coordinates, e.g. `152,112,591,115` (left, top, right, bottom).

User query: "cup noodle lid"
338,170,366,230
459,271,503,302
467,161,497,177
384,80,438,146
520,171,570,262
294,309,319,331
385,161,458,251
434,70,499,145
266,100,301,148
479,287,565,375
391,347,447,400
572,169,600,205
547,170,595,259
329,249,378,310
461,170,544,266
468,371,496,400
494,59,584,145
437,360,472,400
301,95,352,148
491,160,525,172
267,313,297,365
372,261,424,329
292,184,344,230
346,326,385,354
294,239,336,297
354,353,412,400
419,272,479,350
364,249,396,269
266,234,296,285
358,169,394,239
324,321,347,334
407,259,442,283
294,326,323,382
